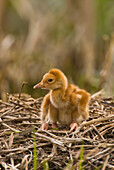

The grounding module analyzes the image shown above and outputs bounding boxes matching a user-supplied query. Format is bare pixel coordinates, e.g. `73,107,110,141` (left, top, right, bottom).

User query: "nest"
0,93,114,170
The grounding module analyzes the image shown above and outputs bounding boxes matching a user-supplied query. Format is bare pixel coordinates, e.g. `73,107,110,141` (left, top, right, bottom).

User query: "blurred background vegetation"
0,0,114,99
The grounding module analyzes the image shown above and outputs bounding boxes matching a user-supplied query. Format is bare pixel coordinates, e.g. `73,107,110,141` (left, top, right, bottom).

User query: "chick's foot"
70,122,78,132
52,123,57,129
41,123,49,130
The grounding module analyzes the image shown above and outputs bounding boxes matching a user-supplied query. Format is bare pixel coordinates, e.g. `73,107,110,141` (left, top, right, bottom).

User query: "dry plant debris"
0,93,114,169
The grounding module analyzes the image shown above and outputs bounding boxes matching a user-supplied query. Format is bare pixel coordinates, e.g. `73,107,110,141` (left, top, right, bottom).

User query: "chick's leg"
49,104,58,129
70,109,80,132
70,122,78,132
41,94,50,130
41,122,49,130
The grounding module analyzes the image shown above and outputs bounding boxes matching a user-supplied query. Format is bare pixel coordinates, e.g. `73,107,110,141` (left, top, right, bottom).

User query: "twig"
91,89,104,99
0,143,51,154
19,82,28,99
92,124,105,141
87,147,111,160
0,106,15,118
0,117,40,123
35,132,65,148
1,122,19,132
91,159,114,169
102,154,110,170
81,115,114,127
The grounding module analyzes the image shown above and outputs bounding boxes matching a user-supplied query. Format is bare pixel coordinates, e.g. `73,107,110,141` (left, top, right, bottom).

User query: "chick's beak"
33,82,45,89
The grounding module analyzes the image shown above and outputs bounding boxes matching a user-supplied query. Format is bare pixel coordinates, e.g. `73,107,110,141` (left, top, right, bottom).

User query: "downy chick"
33,68,90,131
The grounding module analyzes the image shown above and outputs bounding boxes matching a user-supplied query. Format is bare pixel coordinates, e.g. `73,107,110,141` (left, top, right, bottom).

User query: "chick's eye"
48,79,53,82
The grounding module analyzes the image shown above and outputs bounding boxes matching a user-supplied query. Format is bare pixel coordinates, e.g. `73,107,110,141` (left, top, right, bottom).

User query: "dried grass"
0,93,114,169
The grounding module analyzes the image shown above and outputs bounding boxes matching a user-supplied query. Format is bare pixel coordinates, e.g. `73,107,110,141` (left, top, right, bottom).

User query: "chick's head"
33,68,68,90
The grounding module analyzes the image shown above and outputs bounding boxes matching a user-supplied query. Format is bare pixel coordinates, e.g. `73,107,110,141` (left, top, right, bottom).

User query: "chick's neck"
51,78,68,98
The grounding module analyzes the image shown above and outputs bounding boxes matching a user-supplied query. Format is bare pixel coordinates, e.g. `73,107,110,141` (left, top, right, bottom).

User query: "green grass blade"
42,160,49,170
79,144,84,170
33,130,37,170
